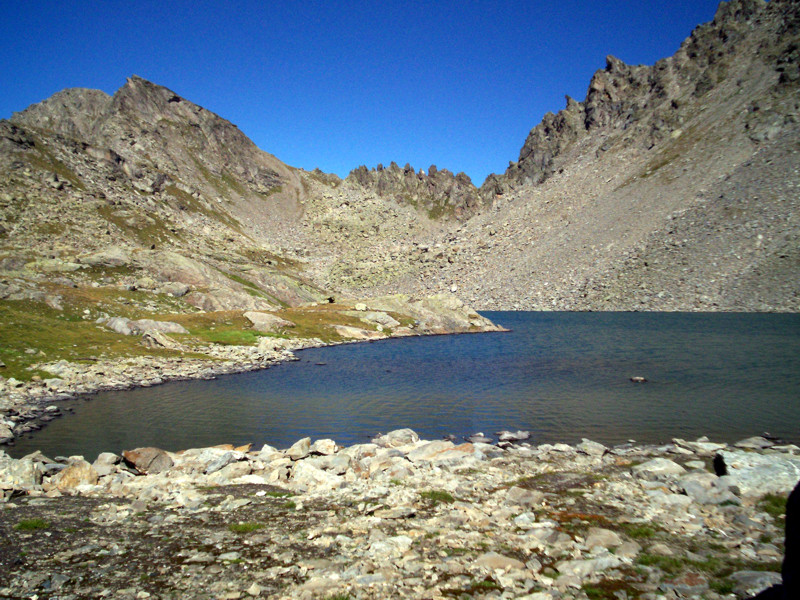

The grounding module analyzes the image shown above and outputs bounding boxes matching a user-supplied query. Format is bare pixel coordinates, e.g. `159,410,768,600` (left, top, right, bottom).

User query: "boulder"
0,453,43,489
291,460,344,491
122,447,174,474
632,458,686,479
243,311,295,333
718,449,800,496
79,246,131,267
130,319,189,335
372,428,419,448
556,554,622,578
577,438,607,456
157,282,191,297
141,330,183,349
104,317,135,335
584,527,623,549
92,452,121,477
504,486,545,508
310,439,338,455
51,459,99,490
474,552,526,571
286,437,311,461
332,325,385,340
730,571,782,597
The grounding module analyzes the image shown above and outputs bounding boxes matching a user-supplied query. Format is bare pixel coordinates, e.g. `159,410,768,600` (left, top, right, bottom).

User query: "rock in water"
466,432,493,444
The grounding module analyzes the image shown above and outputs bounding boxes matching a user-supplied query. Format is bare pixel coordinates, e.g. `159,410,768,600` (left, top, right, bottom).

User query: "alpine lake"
8,311,800,460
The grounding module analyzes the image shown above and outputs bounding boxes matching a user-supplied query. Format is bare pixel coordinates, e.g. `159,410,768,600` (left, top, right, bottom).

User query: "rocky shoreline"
1,428,796,599
0,336,323,448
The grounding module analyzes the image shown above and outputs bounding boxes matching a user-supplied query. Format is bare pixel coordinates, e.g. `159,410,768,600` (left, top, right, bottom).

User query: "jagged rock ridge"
347,161,483,220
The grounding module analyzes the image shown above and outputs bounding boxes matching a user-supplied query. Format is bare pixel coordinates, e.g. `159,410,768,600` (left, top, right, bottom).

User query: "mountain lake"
7,311,800,460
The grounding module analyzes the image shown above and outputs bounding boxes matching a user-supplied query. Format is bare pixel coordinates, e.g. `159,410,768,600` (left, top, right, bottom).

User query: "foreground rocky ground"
1,429,796,599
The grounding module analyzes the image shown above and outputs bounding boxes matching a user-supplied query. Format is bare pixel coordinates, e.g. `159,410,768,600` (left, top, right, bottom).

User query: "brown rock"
122,447,174,474
52,459,99,490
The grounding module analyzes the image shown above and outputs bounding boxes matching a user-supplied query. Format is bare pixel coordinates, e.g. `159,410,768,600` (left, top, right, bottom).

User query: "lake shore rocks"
0,431,795,599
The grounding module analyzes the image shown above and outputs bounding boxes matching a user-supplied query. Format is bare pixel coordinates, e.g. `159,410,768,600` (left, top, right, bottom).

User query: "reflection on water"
7,312,800,460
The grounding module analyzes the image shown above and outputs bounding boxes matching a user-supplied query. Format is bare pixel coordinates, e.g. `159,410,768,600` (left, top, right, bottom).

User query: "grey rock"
372,428,419,448
584,527,622,549
243,311,295,333
92,452,121,477
474,551,526,571
719,449,800,496
0,453,43,489
729,571,782,597
734,436,775,450
286,437,311,461
577,438,607,456
632,457,687,479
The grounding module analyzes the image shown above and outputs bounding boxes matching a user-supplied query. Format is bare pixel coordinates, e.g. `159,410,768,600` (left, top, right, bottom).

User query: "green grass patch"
0,295,187,379
14,518,50,531
759,493,788,520
228,522,264,534
620,523,658,539
282,500,297,510
263,490,294,498
420,490,456,505
635,553,686,575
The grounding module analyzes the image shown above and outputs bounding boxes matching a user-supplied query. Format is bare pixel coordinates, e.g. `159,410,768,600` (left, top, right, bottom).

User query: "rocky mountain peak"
11,87,111,141
484,0,795,195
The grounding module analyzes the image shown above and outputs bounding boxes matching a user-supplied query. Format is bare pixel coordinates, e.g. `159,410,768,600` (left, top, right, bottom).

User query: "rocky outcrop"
488,0,795,193
0,432,795,598
347,161,483,220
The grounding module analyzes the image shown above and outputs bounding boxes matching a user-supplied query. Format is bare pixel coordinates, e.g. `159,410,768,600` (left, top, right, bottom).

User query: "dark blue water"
7,312,800,460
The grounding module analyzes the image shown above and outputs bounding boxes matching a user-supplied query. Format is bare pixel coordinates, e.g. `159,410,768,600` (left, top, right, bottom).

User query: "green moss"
420,490,456,505
759,493,788,520
263,491,294,498
14,518,50,531
620,523,658,539
228,522,264,533
635,553,686,575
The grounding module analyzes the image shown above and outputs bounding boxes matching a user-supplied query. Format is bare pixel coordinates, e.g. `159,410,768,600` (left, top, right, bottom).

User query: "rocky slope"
1,430,796,599
328,0,800,311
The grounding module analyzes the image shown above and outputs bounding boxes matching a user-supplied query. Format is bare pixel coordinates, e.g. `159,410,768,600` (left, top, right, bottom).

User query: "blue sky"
2,1,724,185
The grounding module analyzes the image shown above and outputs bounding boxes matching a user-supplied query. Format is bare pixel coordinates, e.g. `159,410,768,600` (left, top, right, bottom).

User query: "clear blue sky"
2,0,725,185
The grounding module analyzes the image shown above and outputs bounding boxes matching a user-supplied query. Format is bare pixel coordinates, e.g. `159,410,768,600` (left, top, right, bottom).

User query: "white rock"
632,457,687,479
286,437,311,461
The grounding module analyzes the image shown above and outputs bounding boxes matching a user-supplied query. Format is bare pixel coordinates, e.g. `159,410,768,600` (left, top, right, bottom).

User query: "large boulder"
718,450,800,496
51,459,99,490
0,452,43,490
122,447,174,474
372,428,419,448
243,311,295,333
79,246,131,267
